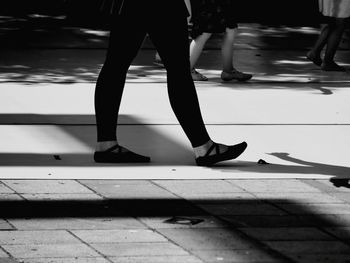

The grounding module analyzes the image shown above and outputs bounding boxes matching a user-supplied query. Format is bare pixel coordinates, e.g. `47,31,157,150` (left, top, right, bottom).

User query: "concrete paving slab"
324,227,350,240
2,244,100,258
2,180,93,194
71,229,167,243
0,230,79,245
179,192,259,202
21,193,103,201
79,181,179,199
18,258,110,263
303,179,350,193
8,218,146,230
154,180,247,195
197,203,287,216
278,203,350,215
0,259,17,263
0,220,14,230
0,183,14,194
0,194,23,201
0,249,9,257
297,214,350,227
252,192,346,204
220,215,313,228
109,255,204,263
157,228,254,250
190,249,283,263
288,254,350,263
227,179,321,193
91,242,189,257
138,215,230,229
238,227,334,241
264,240,350,254
329,193,350,204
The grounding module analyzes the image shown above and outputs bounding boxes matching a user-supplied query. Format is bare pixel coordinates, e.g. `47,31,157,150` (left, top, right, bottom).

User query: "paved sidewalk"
1,22,350,262
1,179,350,263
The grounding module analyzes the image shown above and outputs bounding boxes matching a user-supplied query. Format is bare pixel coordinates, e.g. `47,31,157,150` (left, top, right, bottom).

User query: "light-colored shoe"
221,69,252,81
191,68,208,81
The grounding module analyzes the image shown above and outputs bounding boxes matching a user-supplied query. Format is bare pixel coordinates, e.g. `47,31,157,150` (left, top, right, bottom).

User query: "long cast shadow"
216,152,350,178
1,198,350,262
0,114,195,166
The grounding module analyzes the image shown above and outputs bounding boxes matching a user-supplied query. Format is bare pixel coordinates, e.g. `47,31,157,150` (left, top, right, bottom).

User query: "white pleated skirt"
319,0,350,18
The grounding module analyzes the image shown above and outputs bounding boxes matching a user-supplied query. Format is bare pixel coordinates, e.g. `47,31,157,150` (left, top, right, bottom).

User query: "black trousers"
95,0,210,147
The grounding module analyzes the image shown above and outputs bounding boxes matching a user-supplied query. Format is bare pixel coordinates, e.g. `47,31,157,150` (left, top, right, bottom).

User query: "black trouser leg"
95,15,146,142
148,7,210,147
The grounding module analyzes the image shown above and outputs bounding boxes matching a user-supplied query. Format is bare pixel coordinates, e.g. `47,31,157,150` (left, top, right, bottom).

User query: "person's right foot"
191,68,208,81
306,51,322,67
321,61,346,72
195,141,247,167
94,144,150,163
221,69,252,82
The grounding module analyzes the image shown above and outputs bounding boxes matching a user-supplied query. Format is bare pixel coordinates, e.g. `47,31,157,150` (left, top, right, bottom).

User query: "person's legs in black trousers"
94,0,247,166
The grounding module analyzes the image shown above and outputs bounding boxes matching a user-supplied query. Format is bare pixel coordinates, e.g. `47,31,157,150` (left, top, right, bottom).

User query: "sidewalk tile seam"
76,180,108,200
66,230,114,262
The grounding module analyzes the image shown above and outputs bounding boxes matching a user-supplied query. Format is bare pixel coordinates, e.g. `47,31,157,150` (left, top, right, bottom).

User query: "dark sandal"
94,144,150,163
195,141,247,167
321,61,346,72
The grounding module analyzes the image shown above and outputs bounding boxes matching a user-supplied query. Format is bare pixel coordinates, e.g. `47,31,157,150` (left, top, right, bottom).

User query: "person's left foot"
321,61,346,72
94,144,151,163
306,51,322,67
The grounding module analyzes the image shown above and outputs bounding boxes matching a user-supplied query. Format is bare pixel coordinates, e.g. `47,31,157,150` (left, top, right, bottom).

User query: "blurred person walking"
189,0,252,81
307,0,350,71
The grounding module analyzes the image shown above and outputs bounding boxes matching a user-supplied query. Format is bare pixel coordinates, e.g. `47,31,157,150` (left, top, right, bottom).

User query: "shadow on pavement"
0,114,195,166
1,198,350,261
0,114,349,179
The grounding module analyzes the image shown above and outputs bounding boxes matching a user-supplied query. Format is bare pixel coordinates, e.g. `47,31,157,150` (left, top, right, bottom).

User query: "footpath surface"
0,23,350,262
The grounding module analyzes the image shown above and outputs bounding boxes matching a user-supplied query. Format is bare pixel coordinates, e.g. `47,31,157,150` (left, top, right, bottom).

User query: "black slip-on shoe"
94,144,150,163
196,141,247,167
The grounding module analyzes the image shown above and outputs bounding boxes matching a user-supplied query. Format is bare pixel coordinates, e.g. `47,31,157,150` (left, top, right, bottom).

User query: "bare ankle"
193,140,213,158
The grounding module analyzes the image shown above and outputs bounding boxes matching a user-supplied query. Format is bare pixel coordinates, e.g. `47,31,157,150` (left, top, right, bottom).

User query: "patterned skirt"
190,0,238,39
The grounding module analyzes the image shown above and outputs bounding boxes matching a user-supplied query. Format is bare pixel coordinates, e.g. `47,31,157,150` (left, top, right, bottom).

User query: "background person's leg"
221,28,237,72
322,18,347,71
189,33,211,81
221,27,252,82
307,23,331,66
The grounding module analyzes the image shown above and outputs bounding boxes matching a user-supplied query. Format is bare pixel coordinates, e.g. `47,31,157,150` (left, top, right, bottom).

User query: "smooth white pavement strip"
0,125,349,179
0,82,349,125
